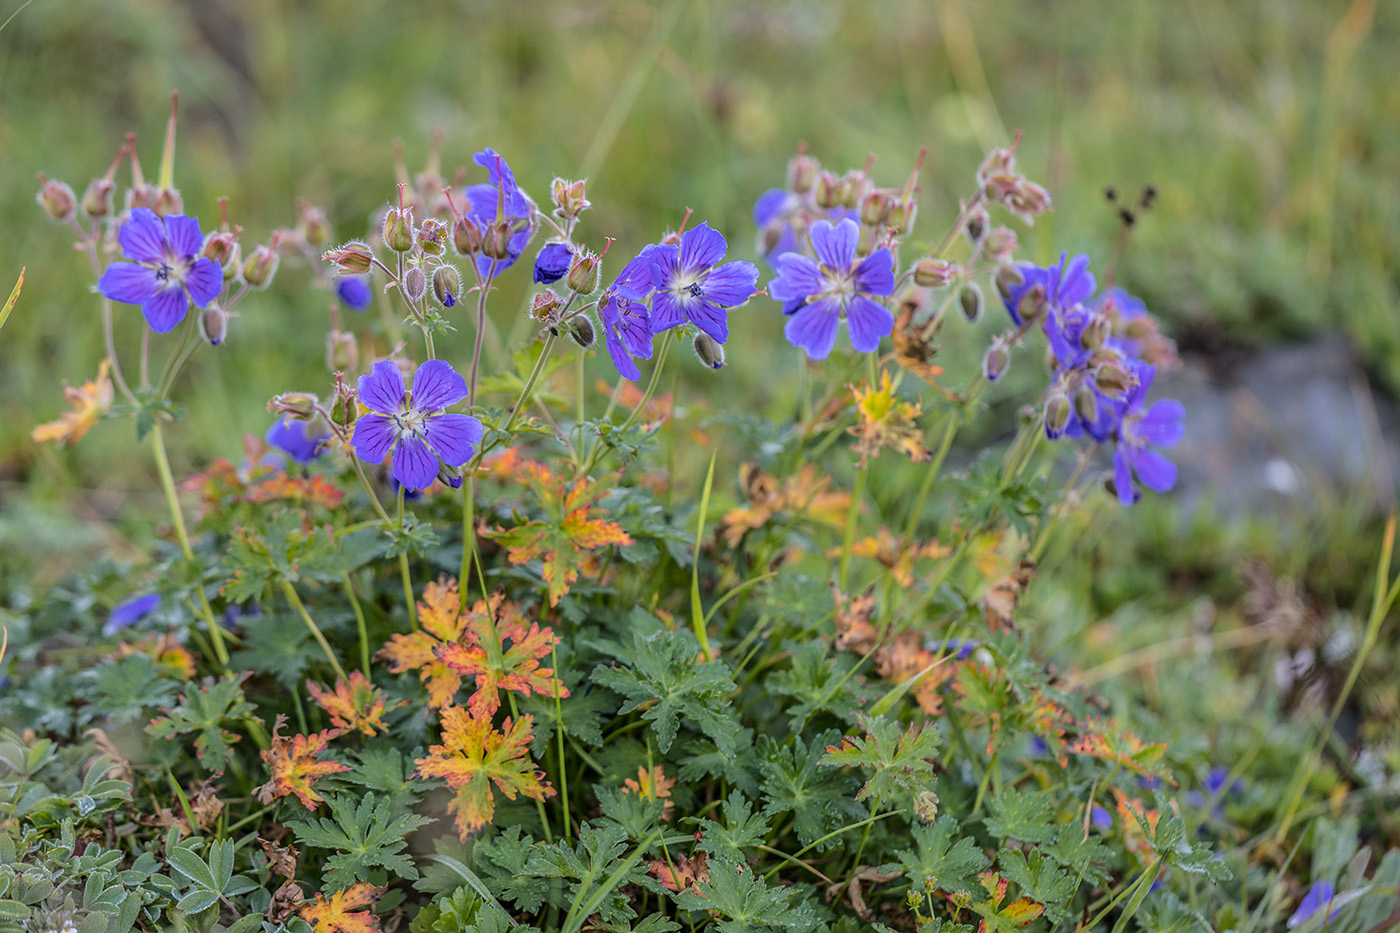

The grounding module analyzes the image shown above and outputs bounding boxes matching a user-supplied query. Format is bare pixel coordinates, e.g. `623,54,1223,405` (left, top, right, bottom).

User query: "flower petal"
1112,447,1137,506
142,287,190,334
184,257,223,307
392,436,438,492
702,260,759,307
97,262,159,306
689,300,729,344
1129,447,1178,493
351,413,397,464
767,253,824,302
164,214,206,259
852,248,896,297
1057,252,1096,307
422,414,483,467
678,222,726,274
358,361,407,414
410,359,468,412
605,328,642,381
1135,399,1185,447
845,295,894,353
650,290,686,333
753,188,791,228
784,297,840,360
117,209,168,263
810,219,857,272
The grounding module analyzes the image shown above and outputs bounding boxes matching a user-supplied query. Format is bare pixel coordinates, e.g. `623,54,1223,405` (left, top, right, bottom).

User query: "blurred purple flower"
1287,881,1338,929
351,360,482,492
999,251,1095,327
649,222,759,345
97,208,222,333
336,275,373,311
1111,362,1185,506
464,148,535,277
266,416,329,465
769,218,894,360
104,593,160,636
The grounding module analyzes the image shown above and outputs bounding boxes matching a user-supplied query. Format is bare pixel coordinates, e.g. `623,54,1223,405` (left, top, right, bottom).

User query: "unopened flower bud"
1007,180,1053,219
860,191,893,226
568,316,595,347
1073,384,1101,429
994,265,1025,304
270,392,318,420
913,258,955,288
1044,390,1071,439
1016,282,1047,323
198,303,227,346
325,330,358,372
1080,314,1110,351
382,207,414,252
482,219,514,260
323,241,373,275
787,152,819,193
418,218,448,256
298,202,332,246
437,462,463,489
81,177,116,219
886,199,917,235
965,204,991,243
331,394,355,431
432,265,461,308
983,341,1010,381
984,227,1018,263
127,184,160,211
531,288,562,322
155,187,183,216
1093,360,1134,397
453,216,484,255
958,282,984,323
241,245,280,289
856,224,878,257
35,175,76,221
551,177,590,217
977,146,1017,186
693,332,725,370
840,171,869,209
815,171,842,209
402,266,427,302
565,250,602,294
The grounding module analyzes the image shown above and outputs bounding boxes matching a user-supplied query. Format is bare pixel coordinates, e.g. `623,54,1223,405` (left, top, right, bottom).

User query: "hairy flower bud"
382,207,414,252
155,187,183,216
860,191,893,226
198,303,227,346
127,183,160,212
1080,314,1110,351
36,175,76,221
565,250,602,295
298,202,332,247
1093,359,1134,397
323,241,373,275
913,257,956,288
241,245,280,289
482,219,514,260
840,171,869,209
402,265,427,302
1044,389,1071,439
787,152,819,193
856,224,878,258
994,265,1025,305
551,177,590,217
958,282,984,323
432,265,461,308
568,316,595,348
453,215,484,256
1073,383,1099,425
1016,282,1048,323
81,177,116,219
270,392,318,420
418,218,448,256
530,288,562,323
984,227,1018,263
814,171,842,209
437,462,464,489
964,204,991,243
325,330,358,372
983,340,1010,381
886,198,917,235
693,332,725,370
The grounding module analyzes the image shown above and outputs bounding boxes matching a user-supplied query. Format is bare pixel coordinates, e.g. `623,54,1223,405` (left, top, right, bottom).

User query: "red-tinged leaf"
415,707,554,839
435,597,568,717
969,872,1045,933
255,716,349,810
306,671,402,736
1068,717,1169,779
561,511,632,549
299,882,384,933
376,578,470,709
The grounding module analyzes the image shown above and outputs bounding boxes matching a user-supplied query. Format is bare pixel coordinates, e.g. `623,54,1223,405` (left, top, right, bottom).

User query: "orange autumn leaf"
306,671,402,736
435,595,568,717
255,715,349,810
623,764,677,820
247,473,345,510
828,527,950,588
1068,718,1169,779
848,371,931,467
650,852,709,893
31,358,113,447
415,707,555,840
299,882,384,933
722,462,850,548
377,577,472,709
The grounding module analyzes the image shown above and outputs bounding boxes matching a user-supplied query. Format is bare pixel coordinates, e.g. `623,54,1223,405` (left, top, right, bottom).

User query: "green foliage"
674,858,818,933
144,674,258,775
290,792,432,890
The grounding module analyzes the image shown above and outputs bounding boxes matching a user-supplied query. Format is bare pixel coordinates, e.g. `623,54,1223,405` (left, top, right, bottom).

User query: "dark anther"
688,282,703,298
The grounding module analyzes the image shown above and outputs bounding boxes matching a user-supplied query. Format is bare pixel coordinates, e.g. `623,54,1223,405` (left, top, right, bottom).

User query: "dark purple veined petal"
702,260,759,307
392,435,438,492
845,295,894,353
650,289,687,333
358,360,407,414
97,262,160,305
767,253,824,302
784,297,841,360
1127,446,1178,493
184,257,223,307
677,222,726,274
164,214,207,259
810,218,857,271
1112,447,1138,506
1134,398,1185,447
422,413,483,467
604,326,642,381
351,413,398,464
688,300,729,344
410,359,468,412
852,247,896,298
617,301,654,359
143,286,191,334
614,248,660,298
117,208,168,264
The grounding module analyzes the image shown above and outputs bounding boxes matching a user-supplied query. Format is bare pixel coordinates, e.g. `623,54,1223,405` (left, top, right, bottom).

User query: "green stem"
459,474,476,608
151,422,228,667
343,574,371,676
397,487,417,630
581,332,673,475
279,580,347,682
838,467,866,590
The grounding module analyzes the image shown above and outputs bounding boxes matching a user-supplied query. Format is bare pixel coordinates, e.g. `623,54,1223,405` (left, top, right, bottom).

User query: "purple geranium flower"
1111,363,1185,506
597,249,659,381
464,148,535,278
97,208,222,333
266,416,329,465
1287,881,1338,929
769,218,895,360
1001,251,1096,327
649,222,759,345
105,593,160,636
336,275,373,311
533,242,574,284
351,360,483,492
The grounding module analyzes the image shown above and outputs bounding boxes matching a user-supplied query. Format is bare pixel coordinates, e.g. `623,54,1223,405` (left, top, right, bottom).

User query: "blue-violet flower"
597,249,660,381
769,218,895,360
97,208,222,333
649,222,759,345
351,360,482,492
105,593,160,636
1111,363,1185,506
533,242,574,284
266,416,329,465
464,148,535,277
336,275,373,311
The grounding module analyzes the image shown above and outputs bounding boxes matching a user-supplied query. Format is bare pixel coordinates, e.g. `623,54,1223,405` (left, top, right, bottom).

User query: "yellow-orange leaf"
255,715,348,810
31,359,113,447
435,597,568,717
377,578,470,709
306,671,401,736
299,882,384,933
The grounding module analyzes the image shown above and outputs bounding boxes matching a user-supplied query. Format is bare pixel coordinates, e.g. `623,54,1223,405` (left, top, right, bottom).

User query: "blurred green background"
1,0,1397,571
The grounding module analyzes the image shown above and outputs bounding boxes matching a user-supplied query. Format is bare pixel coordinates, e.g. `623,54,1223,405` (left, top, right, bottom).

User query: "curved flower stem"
100,297,137,406
459,473,477,611
342,573,371,677
467,275,492,408
139,323,152,387
150,421,228,668
1028,442,1098,563
580,333,673,476
278,579,347,682
397,486,417,630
